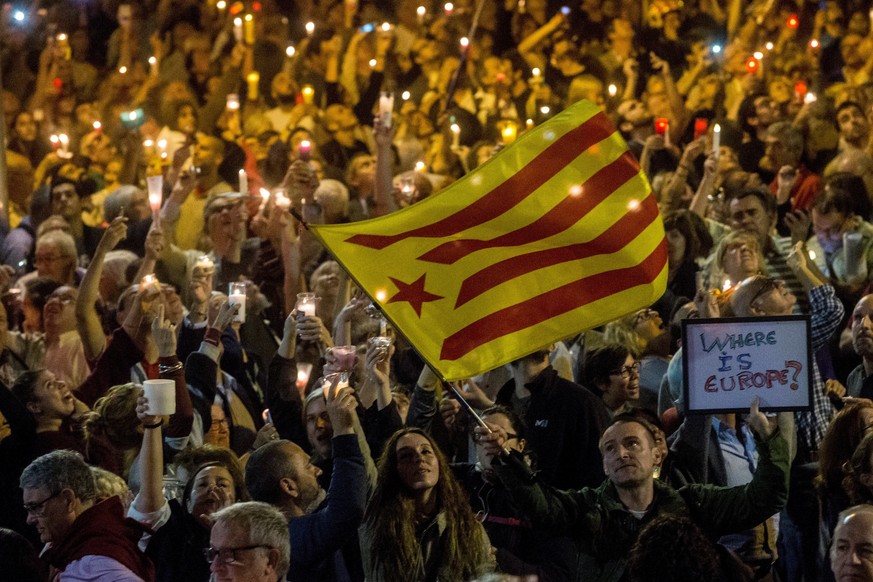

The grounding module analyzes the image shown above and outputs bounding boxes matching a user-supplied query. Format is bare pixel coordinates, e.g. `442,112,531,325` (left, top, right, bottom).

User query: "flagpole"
441,0,488,117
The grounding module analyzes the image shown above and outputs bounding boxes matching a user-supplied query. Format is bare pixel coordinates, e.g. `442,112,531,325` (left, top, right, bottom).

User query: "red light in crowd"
229,1,244,15
654,118,668,136
252,1,262,11
786,14,799,29
794,81,807,96
746,58,758,73
693,118,708,141
53,77,63,92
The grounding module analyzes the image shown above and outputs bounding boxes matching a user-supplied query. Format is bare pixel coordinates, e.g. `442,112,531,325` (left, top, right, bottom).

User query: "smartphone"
360,22,374,33
560,6,570,15
120,108,145,129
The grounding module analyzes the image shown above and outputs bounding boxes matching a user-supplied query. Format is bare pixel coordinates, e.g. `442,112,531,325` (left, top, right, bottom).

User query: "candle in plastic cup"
296,362,313,393
228,282,247,324
143,379,176,416
330,345,358,371
147,175,163,228
296,292,317,318
379,92,394,128
322,372,350,399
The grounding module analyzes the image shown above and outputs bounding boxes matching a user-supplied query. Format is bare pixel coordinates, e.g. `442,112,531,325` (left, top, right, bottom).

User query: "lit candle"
239,169,248,195
368,58,377,68
380,22,391,32
216,0,226,15
147,175,163,227
301,85,314,105
608,84,617,97
92,121,102,133
148,56,157,77
379,317,387,336
157,139,168,161
414,161,426,172
298,139,311,162
258,188,271,213
526,118,534,129
233,17,243,42
58,133,70,158
379,92,394,128
244,14,255,45
196,255,214,272
228,282,246,324
444,2,453,15
459,36,469,51
296,292,317,317
141,273,160,291
247,71,260,100
296,362,313,393
305,21,315,35
50,134,59,150
450,123,460,148
417,5,426,24
401,90,411,101
712,123,721,160
118,66,127,74
722,279,732,292
285,45,295,58
500,120,517,144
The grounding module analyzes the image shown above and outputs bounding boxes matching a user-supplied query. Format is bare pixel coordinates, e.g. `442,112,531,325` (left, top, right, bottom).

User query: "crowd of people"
6,0,873,580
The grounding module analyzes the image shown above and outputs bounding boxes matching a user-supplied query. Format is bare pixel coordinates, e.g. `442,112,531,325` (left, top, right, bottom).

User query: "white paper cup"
228,283,246,324
143,379,176,416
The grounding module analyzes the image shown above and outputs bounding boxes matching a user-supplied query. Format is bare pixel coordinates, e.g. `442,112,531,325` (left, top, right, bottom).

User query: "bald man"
831,506,873,582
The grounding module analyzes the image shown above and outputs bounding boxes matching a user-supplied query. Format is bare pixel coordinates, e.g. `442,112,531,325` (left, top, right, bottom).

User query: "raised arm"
75,217,128,360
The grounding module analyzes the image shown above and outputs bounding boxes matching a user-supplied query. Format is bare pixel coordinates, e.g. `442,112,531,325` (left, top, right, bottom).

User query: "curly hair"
363,427,491,581
82,383,142,450
843,431,873,504
627,515,722,582
818,401,873,496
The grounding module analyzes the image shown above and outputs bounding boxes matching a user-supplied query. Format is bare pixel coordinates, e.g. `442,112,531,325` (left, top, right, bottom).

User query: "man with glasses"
19,450,153,580
208,501,290,582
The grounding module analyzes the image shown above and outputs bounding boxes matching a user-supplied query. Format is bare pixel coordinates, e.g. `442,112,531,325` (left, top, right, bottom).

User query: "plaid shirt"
794,285,844,464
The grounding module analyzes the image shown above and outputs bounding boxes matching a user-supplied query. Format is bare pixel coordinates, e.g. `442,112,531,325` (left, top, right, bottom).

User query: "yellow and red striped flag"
310,100,667,381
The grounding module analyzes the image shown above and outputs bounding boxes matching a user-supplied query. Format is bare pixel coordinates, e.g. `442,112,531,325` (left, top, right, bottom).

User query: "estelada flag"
309,99,667,381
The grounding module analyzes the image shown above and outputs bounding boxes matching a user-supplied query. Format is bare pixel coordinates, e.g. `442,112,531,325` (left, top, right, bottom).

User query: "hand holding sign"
747,397,773,439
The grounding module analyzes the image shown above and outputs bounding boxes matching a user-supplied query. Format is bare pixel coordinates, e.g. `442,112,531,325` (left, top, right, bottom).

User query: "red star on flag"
388,274,444,317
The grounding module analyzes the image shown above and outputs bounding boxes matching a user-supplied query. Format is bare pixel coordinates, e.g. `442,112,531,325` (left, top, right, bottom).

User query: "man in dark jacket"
245,383,366,581
494,349,610,489
477,404,790,582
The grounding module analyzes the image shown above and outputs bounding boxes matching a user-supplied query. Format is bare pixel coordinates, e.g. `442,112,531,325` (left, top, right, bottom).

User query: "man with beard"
836,101,870,152
245,384,366,581
845,294,873,399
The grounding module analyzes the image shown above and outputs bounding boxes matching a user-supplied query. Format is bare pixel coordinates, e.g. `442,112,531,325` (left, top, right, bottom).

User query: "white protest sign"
682,316,812,413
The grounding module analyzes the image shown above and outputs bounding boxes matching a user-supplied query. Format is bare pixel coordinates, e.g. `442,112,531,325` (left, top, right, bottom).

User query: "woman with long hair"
818,401,873,530
360,427,494,581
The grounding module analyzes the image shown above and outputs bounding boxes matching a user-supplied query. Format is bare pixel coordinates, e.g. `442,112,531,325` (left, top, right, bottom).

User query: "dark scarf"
43,496,154,581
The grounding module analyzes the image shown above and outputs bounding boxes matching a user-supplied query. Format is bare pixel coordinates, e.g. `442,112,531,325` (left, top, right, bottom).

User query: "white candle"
379,92,394,128
712,123,721,160
450,123,460,148
228,282,246,324
233,17,243,42
148,56,157,77
379,317,387,336
239,169,248,195
147,175,163,228
417,5,426,24
196,255,214,272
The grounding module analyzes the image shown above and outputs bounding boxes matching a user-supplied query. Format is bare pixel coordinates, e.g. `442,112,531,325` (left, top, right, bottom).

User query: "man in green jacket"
476,399,790,581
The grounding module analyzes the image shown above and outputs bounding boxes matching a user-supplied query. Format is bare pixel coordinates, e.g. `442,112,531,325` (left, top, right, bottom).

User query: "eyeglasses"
749,279,784,307
23,490,62,516
47,292,75,305
203,545,273,565
633,309,658,326
610,363,640,378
